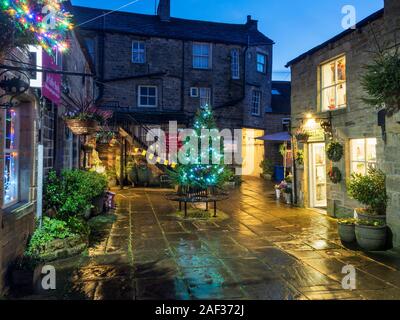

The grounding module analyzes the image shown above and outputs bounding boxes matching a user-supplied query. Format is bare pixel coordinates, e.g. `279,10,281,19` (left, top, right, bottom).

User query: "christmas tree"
169,105,230,189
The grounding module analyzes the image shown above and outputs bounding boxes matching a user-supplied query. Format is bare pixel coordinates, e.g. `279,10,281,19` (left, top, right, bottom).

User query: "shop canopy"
256,131,291,142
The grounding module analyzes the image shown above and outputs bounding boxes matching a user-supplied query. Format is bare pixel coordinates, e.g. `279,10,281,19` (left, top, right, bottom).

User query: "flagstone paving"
19,178,400,300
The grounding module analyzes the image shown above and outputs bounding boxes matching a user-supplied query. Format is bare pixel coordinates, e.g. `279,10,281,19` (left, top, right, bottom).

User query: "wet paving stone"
25,178,400,300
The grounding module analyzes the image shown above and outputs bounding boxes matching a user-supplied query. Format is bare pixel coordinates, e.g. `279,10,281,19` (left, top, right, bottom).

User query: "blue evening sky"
71,0,384,80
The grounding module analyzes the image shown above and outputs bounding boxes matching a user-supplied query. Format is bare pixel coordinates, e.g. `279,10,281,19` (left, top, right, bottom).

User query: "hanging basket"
65,119,98,136
295,133,310,143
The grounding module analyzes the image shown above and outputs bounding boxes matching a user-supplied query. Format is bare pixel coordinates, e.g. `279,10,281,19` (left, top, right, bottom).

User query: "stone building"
0,26,94,295
264,81,291,168
72,0,274,176
287,0,400,246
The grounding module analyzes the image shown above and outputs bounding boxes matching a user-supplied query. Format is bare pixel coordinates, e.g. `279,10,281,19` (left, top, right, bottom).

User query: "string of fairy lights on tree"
1,0,73,55
170,105,228,188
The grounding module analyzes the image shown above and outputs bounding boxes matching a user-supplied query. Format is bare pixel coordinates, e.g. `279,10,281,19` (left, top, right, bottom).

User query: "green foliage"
295,150,304,165
328,167,342,184
26,217,76,257
347,167,388,215
168,105,229,189
44,170,107,220
338,218,356,225
0,12,36,59
260,159,274,175
326,142,344,162
356,219,386,227
361,50,400,116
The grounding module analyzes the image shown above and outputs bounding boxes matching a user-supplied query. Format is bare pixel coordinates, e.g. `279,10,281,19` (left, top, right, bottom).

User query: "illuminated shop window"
350,138,377,175
3,109,19,207
320,56,346,111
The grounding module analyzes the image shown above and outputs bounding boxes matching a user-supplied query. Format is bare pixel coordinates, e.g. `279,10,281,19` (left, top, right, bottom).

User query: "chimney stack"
246,15,258,30
157,0,171,22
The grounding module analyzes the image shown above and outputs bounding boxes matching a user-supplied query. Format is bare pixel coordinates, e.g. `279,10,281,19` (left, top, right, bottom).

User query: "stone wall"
382,0,400,246
80,30,272,131
264,113,290,166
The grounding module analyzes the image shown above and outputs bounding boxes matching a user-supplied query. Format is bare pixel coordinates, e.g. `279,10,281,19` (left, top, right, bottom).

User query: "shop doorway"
241,128,265,177
308,143,327,208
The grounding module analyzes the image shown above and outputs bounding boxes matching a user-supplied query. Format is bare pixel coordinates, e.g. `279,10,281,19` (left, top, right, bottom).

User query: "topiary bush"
347,167,388,215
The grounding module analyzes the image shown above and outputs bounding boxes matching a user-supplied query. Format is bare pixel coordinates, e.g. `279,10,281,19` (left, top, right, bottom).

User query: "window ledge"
3,201,35,220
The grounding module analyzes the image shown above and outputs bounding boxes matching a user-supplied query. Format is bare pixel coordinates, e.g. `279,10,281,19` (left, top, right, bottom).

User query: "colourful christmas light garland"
1,0,73,55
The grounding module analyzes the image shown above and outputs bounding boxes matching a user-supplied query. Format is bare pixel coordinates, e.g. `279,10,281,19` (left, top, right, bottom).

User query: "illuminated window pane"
350,138,377,175
320,56,347,111
4,153,18,205
322,87,336,111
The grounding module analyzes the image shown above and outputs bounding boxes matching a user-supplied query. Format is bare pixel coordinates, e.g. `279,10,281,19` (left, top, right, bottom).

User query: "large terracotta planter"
355,224,387,251
65,119,98,136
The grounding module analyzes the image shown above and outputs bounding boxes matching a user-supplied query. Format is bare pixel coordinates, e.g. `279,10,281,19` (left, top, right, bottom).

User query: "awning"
256,131,291,142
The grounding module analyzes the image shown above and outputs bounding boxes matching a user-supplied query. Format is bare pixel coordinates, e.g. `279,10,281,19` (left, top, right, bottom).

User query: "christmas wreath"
328,167,342,184
326,142,344,162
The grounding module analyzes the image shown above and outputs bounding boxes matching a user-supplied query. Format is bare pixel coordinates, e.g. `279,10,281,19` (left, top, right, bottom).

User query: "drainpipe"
35,95,44,226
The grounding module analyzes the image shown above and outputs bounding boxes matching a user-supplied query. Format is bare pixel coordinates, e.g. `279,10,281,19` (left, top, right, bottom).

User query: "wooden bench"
165,186,229,218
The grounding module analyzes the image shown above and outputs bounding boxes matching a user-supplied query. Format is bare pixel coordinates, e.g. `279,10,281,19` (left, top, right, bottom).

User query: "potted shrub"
260,159,274,181
347,167,388,223
338,218,356,243
355,219,387,251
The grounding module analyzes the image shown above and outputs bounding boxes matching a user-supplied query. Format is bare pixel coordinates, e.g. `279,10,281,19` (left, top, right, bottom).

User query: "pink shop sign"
42,52,61,105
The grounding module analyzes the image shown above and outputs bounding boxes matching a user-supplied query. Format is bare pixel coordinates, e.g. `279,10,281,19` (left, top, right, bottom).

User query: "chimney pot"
158,0,171,22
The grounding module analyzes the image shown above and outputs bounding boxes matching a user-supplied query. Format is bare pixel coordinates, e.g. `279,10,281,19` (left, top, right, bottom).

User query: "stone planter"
355,224,387,251
355,208,386,224
38,235,89,262
338,224,356,243
65,119,98,136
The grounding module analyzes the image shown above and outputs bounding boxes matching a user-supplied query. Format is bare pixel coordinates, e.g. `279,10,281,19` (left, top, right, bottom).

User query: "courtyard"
20,178,400,300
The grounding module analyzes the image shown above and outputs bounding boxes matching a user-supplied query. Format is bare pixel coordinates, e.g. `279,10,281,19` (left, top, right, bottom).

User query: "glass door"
309,143,327,208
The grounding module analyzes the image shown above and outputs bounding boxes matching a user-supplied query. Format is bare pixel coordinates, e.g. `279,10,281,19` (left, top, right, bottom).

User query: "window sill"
2,201,35,220
191,67,212,71
318,107,347,116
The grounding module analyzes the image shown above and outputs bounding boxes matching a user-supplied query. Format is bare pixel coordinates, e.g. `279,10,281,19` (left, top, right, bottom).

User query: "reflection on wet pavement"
27,178,400,300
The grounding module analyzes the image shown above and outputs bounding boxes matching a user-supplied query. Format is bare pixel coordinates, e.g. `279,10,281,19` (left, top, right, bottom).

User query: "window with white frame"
138,86,157,107
350,138,377,175
199,87,211,107
257,53,267,73
132,41,146,64
251,91,261,116
193,43,212,69
3,109,19,207
231,48,240,79
320,56,346,111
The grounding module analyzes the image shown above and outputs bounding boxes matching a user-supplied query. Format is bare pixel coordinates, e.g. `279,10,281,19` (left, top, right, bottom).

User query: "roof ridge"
72,5,249,28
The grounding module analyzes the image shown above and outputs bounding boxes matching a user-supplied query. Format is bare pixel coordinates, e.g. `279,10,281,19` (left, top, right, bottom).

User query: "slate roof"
286,9,384,67
269,81,291,114
71,5,274,46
